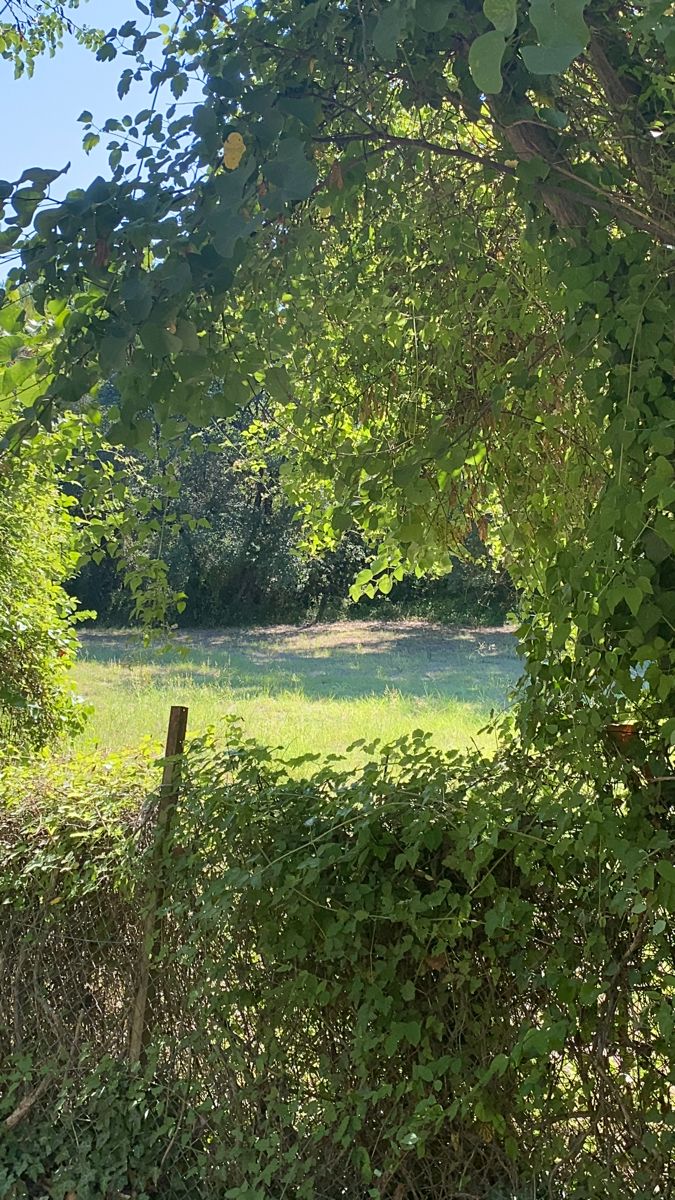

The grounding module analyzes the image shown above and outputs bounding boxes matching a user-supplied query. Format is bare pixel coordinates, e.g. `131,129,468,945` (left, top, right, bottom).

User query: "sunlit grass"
74,620,520,762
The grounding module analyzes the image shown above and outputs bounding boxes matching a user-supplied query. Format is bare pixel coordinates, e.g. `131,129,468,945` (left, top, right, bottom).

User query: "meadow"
74,620,520,761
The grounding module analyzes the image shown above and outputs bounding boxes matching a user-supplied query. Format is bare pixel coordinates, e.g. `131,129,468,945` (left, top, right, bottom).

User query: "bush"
1,731,673,1198
0,445,86,749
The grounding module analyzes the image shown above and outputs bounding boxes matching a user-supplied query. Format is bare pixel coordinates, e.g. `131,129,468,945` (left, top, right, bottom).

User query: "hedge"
1,728,673,1199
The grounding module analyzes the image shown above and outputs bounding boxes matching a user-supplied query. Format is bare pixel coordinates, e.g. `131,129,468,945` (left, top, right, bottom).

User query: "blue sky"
0,0,167,192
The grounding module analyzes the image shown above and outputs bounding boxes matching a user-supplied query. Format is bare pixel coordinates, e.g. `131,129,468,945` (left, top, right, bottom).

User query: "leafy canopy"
0,0,673,751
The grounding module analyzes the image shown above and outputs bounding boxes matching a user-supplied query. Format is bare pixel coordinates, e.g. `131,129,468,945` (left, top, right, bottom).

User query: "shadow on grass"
78,622,521,708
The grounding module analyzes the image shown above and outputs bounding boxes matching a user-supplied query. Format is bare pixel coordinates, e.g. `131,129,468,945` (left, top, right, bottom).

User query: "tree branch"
312,125,675,244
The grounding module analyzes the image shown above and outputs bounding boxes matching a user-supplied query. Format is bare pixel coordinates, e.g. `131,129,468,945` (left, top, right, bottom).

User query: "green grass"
74,620,520,762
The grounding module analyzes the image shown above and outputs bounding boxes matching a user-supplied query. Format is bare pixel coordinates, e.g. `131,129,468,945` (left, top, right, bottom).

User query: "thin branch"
312,124,675,244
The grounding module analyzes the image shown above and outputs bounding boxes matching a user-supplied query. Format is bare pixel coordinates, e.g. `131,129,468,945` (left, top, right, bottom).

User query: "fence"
1,715,673,1199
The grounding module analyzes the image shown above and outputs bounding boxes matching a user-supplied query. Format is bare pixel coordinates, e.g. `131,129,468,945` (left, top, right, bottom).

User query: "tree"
0,0,673,756
0,0,98,76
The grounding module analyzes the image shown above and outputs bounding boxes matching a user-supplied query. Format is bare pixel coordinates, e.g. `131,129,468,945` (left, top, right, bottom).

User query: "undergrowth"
1,727,673,1199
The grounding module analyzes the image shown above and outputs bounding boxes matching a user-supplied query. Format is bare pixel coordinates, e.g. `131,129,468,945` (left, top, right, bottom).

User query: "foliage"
1,7,674,1189
0,0,99,77
0,0,672,761
1,729,674,1198
71,402,513,627
0,412,89,748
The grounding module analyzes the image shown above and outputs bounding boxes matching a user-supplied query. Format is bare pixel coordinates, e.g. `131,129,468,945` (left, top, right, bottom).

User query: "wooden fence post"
129,705,189,1066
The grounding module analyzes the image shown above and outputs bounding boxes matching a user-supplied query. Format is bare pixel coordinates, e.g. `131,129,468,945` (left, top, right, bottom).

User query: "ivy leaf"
373,3,406,59
414,1,452,33
521,0,589,75
483,0,517,35
469,31,507,93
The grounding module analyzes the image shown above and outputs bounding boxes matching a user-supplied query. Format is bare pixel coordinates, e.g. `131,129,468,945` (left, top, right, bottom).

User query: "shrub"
0,445,86,749
1,731,673,1198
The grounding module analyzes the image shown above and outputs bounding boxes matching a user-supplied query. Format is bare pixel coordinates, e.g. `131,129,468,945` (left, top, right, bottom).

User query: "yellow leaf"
222,132,246,170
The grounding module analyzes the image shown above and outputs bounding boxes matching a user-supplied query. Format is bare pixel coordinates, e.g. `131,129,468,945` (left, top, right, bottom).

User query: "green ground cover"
74,620,520,760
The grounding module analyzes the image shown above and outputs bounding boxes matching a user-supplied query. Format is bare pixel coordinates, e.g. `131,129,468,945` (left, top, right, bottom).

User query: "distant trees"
71,402,513,627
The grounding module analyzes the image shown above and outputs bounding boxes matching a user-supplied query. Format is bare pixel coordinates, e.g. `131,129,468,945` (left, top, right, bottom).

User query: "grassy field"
74,621,520,761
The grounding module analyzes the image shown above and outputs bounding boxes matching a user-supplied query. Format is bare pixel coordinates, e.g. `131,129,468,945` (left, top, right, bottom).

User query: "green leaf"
140,324,182,358
276,96,322,127
99,334,129,374
624,586,644,618
17,166,69,188
521,0,589,75
121,273,154,323
414,1,452,33
264,138,317,203
469,30,507,93
399,522,424,543
158,256,193,296
538,105,568,128
34,208,60,237
266,365,292,400
483,0,517,36
212,213,250,259
403,1020,421,1046
0,227,20,253
373,3,406,59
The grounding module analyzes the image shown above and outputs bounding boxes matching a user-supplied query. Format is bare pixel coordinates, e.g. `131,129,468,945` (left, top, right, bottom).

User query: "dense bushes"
1,730,673,1199
0,442,86,749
